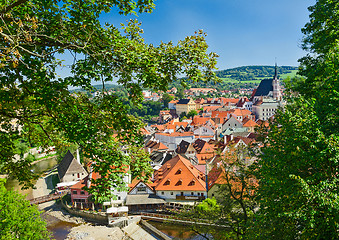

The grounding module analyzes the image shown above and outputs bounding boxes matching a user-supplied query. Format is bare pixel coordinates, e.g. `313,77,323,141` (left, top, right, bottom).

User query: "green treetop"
251,0,339,239
0,0,218,201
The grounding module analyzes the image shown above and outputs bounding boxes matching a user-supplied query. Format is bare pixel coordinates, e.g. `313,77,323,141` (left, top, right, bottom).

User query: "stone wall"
61,200,108,224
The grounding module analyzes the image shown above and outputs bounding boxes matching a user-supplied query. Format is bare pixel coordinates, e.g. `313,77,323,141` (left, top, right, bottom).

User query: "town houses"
61,68,283,215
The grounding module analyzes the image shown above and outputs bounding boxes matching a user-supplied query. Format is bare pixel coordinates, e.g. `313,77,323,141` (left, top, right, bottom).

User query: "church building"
251,64,284,120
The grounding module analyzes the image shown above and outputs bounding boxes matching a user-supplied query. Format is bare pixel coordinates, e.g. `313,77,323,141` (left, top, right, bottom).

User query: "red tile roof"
153,155,206,191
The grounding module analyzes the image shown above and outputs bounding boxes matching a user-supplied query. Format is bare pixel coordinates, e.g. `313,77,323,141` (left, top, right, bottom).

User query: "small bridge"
29,191,69,205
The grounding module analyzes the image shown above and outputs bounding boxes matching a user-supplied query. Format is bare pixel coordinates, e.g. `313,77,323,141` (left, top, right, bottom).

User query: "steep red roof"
153,155,206,191
208,165,226,190
128,177,154,193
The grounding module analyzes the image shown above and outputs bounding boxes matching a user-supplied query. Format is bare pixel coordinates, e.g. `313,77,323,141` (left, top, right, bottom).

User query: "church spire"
274,60,278,79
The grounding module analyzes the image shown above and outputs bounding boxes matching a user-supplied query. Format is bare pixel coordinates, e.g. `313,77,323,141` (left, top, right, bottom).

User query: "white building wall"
62,172,87,183
156,190,206,200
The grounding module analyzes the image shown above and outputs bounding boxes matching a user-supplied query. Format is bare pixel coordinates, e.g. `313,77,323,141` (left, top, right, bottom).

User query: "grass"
280,70,299,79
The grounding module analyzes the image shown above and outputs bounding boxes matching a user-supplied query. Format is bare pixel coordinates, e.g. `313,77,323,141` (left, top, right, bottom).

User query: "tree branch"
0,0,29,14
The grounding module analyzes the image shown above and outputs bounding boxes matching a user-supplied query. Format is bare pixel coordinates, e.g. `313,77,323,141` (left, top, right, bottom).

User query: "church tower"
272,63,282,100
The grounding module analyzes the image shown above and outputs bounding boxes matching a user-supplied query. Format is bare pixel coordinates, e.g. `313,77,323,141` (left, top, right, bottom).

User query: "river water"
4,157,58,199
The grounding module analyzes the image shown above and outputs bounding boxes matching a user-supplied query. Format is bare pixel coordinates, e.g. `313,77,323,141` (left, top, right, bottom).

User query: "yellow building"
175,98,196,116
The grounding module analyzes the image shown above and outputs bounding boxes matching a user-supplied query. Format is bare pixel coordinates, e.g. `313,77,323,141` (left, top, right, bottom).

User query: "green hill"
215,65,298,83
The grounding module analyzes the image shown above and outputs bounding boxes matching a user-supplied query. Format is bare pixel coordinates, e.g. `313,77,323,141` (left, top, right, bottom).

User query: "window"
72,174,74,176
189,180,196,186
175,179,182,186
80,191,85,195
161,192,164,195
118,196,121,200
171,192,173,195
137,186,147,192
191,192,194,195
72,190,77,195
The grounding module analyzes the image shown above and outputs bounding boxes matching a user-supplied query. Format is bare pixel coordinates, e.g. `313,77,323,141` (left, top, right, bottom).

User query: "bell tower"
272,63,282,100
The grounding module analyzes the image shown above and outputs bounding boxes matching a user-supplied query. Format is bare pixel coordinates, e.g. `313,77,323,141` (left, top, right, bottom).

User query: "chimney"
76,149,81,164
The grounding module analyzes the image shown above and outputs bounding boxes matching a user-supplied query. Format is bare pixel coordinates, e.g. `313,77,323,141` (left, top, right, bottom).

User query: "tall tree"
161,92,174,108
251,0,339,239
0,179,51,240
0,0,218,201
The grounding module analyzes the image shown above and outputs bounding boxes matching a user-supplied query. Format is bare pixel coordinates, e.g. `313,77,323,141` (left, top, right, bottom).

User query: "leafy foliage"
0,0,218,201
252,1,339,239
252,99,339,239
177,147,257,240
0,179,51,240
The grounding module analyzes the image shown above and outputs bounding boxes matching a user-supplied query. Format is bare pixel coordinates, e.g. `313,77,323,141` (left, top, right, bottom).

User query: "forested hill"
215,65,298,82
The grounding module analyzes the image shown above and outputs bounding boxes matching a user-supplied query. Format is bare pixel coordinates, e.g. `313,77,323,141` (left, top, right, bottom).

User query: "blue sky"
100,0,316,70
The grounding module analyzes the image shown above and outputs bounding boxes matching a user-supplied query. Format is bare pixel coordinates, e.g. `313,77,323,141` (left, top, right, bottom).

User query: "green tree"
179,111,187,120
252,1,339,238
177,147,257,240
0,179,51,240
161,92,174,108
0,0,218,201
175,86,185,99
187,109,198,119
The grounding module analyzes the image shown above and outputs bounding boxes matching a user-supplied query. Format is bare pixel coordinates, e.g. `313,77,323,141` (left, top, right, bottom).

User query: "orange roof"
207,164,258,197
219,97,239,104
231,108,252,117
155,132,194,137
71,171,101,190
164,121,188,131
153,155,206,191
191,116,214,126
242,118,258,127
145,140,169,152
208,165,226,190
196,153,214,165
140,127,151,135
128,177,154,193
192,139,214,154
169,100,178,104
211,110,230,124
256,119,270,127
203,106,220,112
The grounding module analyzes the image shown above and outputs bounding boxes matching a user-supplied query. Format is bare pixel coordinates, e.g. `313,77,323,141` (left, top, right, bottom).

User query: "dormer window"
175,179,183,186
164,179,171,185
175,168,182,175
189,179,196,186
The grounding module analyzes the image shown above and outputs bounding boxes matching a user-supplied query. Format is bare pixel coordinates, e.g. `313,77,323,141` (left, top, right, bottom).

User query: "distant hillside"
215,65,298,82
70,65,299,92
